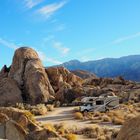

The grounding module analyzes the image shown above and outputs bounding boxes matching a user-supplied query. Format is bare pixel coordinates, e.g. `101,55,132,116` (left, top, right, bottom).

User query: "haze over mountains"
60,55,140,82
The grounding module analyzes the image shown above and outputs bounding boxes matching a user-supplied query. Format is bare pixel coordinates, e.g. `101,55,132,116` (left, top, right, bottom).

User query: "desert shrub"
82,125,103,138
43,123,56,132
74,112,83,120
30,104,47,115
65,134,77,140
68,125,78,134
54,101,61,107
93,112,101,117
15,103,48,115
112,117,124,125
23,111,36,123
84,112,94,120
54,123,69,135
81,125,120,139
111,128,119,138
15,103,25,110
125,113,136,120
46,105,54,111
97,135,106,140
102,115,111,122
73,107,80,113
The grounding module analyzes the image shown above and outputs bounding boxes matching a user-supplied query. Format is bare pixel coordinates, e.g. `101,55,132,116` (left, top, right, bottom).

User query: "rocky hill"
60,55,140,82
0,47,83,106
71,70,97,79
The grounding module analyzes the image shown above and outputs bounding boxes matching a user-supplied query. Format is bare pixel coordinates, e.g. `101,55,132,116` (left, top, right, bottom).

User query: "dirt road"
36,107,122,140
35,106,121,129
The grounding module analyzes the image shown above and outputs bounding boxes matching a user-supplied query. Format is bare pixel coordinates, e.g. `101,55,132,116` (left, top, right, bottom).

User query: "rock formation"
0,47,55,106
0,46,140,106
0,65,10,78
9,47,55,104
46,67,83,103
0,78,23,106
0,107,60,140
117,115,140,140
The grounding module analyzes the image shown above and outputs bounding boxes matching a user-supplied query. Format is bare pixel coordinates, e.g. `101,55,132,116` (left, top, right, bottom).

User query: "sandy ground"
35,107,121,140
36,107,121,128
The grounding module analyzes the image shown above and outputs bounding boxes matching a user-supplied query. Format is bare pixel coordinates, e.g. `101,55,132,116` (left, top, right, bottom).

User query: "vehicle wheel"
83,109,89,113
105,108,109,112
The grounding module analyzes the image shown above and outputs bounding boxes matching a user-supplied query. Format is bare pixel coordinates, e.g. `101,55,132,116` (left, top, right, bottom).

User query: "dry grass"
54,123,69,135
101,115,111,122
43,123,56,132
65,134,77,140
46,105,54,111
74,112,83,120
81,125,119,139
15,103,52,115
73,107,80,113
112,117,124,125
73,103,140,126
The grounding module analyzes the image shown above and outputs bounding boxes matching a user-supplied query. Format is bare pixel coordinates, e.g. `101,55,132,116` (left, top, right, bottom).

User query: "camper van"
79,96,119,112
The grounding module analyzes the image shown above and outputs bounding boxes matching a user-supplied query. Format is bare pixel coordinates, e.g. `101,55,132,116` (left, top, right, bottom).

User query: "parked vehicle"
79,96,119,112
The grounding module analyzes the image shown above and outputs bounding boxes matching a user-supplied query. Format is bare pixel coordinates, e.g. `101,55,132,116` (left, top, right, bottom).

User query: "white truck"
79,96,119,112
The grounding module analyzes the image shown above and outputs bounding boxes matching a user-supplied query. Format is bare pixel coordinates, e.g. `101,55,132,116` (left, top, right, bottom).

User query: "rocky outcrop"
0,107,60,140
3,47,55,105
46,67,82,88
0,46,140,106
46,67,83,103
0,78,23,106
0,65,10,78
0,47,55,105
117,115,140,140
6,120,27,140
81,76,140,102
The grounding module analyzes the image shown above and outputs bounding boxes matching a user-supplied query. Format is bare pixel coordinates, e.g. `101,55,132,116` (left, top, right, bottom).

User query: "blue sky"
0,0,140,68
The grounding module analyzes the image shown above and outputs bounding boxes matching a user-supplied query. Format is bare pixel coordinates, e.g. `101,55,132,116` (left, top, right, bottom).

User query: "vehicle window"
96,100,104,105
89,99,93,101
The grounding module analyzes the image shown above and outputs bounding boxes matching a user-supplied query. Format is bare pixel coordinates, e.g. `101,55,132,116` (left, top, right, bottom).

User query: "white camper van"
80,96,119,112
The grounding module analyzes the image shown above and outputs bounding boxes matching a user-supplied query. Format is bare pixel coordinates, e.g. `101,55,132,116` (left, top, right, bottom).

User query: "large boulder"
117,115,140,140
6,120,27,140
0,78,23,106
8,47,54,104
0,107,60,140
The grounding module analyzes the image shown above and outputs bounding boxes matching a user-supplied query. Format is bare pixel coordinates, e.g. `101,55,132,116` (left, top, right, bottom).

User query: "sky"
0,0,140,68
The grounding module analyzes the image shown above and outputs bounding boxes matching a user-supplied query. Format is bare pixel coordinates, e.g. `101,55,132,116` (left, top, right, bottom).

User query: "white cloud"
53,41,70,55
112,32,140,44
0,38,18,50
24,0,44,9
0,38,61,65
37,0,67,19
45,57,62,64
37,51,62,64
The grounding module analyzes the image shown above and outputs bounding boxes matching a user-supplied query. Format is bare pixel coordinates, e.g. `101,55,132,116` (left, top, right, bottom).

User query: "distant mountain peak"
59,54,140,82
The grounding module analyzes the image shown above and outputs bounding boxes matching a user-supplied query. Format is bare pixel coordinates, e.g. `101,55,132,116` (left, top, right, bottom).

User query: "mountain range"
60,55,140,82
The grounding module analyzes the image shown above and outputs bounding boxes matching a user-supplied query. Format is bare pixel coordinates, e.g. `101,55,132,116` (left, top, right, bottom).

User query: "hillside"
60,55,140,81
71,70,97,79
